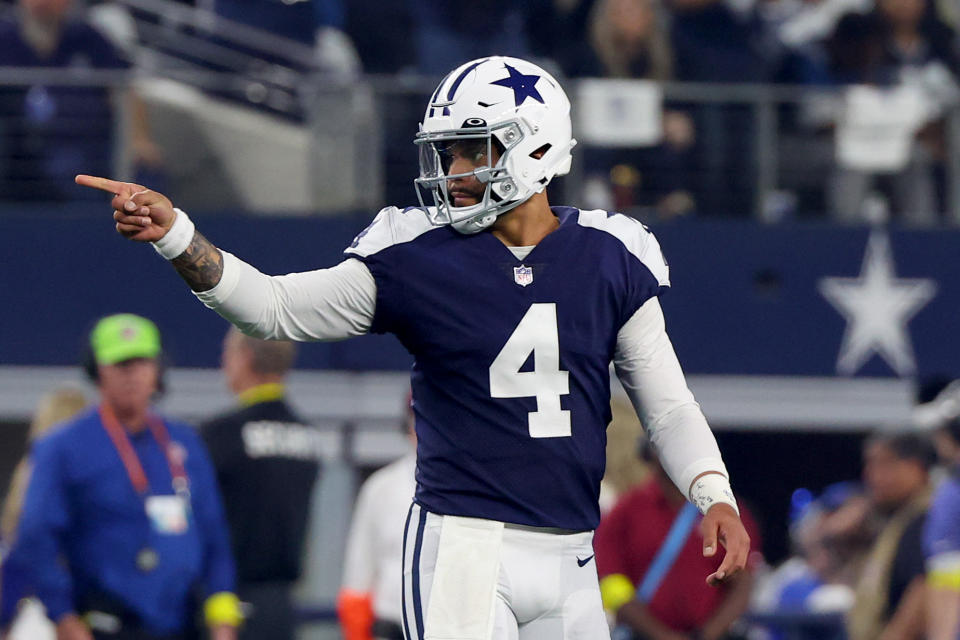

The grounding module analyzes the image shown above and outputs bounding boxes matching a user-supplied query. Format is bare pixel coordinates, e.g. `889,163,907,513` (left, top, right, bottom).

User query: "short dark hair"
866,431,938,471
230,328,297,376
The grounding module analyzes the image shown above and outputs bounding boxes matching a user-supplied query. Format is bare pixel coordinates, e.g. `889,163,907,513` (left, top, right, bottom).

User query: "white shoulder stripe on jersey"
576,209,670,287
345,206,439,258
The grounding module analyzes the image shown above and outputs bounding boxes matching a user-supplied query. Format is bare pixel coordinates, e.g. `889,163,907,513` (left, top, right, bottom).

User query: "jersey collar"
238,382,286,407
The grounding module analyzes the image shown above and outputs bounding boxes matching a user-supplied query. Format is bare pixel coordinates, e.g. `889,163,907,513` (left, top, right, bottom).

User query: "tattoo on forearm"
171,231,224,292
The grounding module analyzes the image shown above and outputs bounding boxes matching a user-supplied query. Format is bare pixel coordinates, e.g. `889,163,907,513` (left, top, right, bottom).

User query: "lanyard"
636,501,700,603
98,404,189,498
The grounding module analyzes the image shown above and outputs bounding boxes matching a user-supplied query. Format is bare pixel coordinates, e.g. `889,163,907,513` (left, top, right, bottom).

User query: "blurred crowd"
592,382,960,640
1,315,960,639
1,0,960,221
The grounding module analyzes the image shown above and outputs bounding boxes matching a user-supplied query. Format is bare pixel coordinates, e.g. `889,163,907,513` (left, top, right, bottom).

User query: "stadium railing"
3,63,960,223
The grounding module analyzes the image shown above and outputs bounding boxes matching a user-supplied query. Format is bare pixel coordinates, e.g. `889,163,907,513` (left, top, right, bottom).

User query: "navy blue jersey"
345,206,669,530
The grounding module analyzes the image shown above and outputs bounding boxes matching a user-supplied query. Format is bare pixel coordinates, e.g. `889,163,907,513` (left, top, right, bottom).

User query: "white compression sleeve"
614,298,738,514
194,253,376,341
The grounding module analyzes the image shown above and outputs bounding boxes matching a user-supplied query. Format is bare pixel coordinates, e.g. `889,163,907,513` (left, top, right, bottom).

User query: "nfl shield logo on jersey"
513,265,533,287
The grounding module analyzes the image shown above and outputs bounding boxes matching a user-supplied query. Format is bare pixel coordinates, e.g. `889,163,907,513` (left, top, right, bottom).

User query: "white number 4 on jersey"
489,303,571,438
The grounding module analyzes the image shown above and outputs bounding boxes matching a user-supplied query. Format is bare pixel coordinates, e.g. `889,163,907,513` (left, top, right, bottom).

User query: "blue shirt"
345,206,669,530
5,407,235,634
925,471,960,561
925,472,960,640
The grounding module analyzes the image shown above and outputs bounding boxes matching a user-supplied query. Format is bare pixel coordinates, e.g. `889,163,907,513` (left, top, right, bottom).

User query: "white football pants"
401,502,611,640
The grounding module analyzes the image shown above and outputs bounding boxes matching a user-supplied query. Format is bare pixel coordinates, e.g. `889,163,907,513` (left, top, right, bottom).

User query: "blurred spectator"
406,0,531,74
525,0,597,75
201,327,320,640
668,0,772,216
847,431,936,640
921,392,960,640
757,0,871,54
0,0,162,202
0,386,86,640
571,0,673,79
908,379,960,636
3,314,240,640
344,0,415,73
337,397,415,640
824,0,959,225
0,386,87,542
210,0,360,75
751,483,868,639
570,0,698,219
595,436,761,639
669,0,771,82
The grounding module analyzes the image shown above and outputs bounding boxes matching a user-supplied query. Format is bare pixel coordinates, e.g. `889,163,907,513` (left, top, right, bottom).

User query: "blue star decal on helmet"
490,64,545,107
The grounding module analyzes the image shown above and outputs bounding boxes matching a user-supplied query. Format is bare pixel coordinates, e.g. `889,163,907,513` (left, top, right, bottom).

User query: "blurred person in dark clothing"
3,314,239,640
344,0,415,73
847,431,935,640
567,0,698,220
201,327,321,640
0,0,161,202
823,0,958,225
407,0,531,74
666,0,772,217
912,382,960,640
210,0,360,75
925,413,960,640
524,0,597,74
669,0,772,83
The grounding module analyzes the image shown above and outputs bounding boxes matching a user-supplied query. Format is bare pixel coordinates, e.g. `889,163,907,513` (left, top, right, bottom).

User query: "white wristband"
689,473,739,516
152,208,195,260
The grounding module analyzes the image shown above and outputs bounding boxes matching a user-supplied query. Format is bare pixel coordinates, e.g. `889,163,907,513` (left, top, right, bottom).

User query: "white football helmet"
414,56,577,234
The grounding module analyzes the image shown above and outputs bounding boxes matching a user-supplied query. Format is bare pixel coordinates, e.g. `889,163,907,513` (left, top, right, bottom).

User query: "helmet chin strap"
451,213,497,235
450,188,531,235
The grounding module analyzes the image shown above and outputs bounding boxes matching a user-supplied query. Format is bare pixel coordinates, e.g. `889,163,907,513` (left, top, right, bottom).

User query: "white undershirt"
508,246,535,261
196,253,727,497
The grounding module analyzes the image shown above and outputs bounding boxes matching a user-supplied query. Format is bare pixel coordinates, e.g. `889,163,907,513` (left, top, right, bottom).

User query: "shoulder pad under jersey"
575,209,670,287
344,206,438,258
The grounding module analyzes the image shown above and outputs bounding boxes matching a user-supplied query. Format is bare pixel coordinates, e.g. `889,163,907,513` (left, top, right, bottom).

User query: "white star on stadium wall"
818,230,937,377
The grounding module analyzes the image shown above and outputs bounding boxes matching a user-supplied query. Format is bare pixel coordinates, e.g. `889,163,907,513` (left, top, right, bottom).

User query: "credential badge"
513,265,533,287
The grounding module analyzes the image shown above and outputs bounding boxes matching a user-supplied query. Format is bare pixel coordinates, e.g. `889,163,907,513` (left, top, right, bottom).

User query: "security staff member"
201,327,321,640
9,314,241,640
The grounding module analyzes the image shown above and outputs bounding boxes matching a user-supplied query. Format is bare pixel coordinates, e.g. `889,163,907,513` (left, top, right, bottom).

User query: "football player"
77,56,750,640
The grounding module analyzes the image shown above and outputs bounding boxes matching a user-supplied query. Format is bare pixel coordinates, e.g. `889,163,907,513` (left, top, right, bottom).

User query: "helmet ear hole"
529,143,552,160
491,137,506,158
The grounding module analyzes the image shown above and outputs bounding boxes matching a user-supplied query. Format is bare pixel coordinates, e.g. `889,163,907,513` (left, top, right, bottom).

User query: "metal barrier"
744,611,848,640
2,44,959,222
290,607,849,638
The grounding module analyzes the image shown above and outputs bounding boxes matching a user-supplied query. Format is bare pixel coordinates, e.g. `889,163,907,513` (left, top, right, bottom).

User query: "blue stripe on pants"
401,503,414,640
412,506,428,639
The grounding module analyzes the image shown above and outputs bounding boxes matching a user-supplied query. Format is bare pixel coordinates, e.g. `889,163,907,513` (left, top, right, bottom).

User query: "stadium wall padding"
2,207,957,379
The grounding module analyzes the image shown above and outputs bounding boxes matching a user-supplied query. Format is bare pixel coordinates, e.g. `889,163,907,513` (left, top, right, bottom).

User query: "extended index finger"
75,174,128,195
